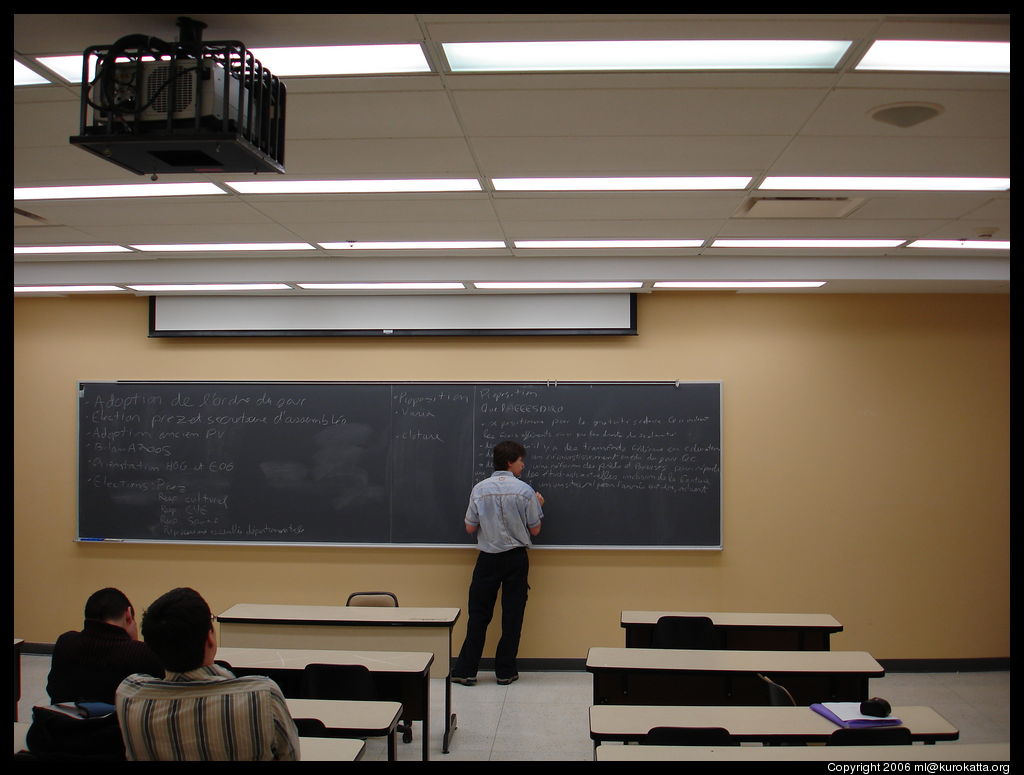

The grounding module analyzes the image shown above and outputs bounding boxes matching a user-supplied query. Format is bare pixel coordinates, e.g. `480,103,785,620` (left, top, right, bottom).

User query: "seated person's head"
141,587,213,673
85,587,139,638
85,587,133,622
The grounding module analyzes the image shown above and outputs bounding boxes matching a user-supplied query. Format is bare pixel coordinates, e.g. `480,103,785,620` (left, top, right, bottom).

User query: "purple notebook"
811,702,903,728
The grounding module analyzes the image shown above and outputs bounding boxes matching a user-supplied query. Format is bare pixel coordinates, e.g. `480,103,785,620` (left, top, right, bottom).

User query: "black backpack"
22,705,126,761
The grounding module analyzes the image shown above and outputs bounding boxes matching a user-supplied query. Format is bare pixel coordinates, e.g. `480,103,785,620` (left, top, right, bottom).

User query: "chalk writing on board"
79,382,721,547
474,403,720,497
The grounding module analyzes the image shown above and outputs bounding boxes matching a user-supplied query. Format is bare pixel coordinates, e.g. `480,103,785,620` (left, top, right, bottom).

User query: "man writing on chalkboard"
452,440,544,686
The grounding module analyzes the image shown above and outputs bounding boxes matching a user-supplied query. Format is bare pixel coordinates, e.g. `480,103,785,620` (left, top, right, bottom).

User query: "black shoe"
451,675,477,686
496,673,519,685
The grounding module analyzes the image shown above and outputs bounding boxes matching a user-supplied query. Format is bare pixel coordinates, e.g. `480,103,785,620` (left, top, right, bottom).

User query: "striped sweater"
115,663,299,761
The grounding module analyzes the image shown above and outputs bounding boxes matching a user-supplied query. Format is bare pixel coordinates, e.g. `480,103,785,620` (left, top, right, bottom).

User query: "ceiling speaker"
869,102,944,128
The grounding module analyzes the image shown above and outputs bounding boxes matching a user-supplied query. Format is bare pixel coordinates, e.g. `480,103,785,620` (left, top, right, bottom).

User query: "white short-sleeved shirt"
465,471,543,553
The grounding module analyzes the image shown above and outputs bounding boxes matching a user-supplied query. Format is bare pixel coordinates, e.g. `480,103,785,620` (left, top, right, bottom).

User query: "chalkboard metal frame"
147,295,638,338
77,380,721,550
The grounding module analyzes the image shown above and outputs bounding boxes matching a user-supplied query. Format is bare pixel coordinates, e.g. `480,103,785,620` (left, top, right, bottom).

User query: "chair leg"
398,721,413,743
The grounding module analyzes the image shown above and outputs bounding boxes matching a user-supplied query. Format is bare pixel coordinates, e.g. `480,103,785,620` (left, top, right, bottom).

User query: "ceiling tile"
452,87,829,137
471,136,787,176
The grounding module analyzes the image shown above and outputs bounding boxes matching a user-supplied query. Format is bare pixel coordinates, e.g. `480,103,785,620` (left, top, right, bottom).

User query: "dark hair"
493,440,526,471
141,587,213,672
84,587,132,622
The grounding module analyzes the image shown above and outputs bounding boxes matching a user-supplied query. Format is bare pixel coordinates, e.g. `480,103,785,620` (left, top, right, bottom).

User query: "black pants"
453,547,529,680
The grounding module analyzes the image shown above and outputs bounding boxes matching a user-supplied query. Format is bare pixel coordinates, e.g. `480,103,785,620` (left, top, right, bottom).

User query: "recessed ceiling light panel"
493,177,750,191
249,44,430,76
32,54,90,83
317,241,505,250
443,40,851,72
907,239,1010,250
14,245,132,254
14,183,226,200
129,243,314,252
474,281,643,289
514,239,703,248
760,177,1010,191
856,40,1009,73
654,281,826,289
14,59,52,86
127,284,292,292
298,282,465,290
712,239,905,248
15,285,126,293
224,179,483,194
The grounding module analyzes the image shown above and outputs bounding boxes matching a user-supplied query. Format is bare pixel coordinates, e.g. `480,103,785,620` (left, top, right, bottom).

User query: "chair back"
756,672,797,706
642,726,737,746
225,665,303,698
346,591,399,607
650,616,719,649
292,718,329,737
827,726,913,746
302,663,377,701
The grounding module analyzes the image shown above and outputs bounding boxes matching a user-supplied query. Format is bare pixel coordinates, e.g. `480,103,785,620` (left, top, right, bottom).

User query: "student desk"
595,742,1010,762
14,723,367,762
286,699,403,761
299,736,365,761
216,603,460,753
589,704,959,748
217,646,433,760
587,647,884,706
620,611,843,650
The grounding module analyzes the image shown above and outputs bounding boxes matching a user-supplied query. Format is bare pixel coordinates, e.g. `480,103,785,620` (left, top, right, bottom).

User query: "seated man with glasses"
115,587,300,761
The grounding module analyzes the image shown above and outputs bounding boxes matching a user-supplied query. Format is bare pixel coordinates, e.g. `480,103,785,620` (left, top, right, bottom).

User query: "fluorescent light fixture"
712,239,905,248
14,182,226,200
907,239,1010,250
515,239,703,249
14,60,51,86
126,284,292,292
130,243,314,252
297,282,465,290
493,177,751,191
856,40,1009,73
34,45,433,82
443,40,851,72
317,241,505,250
15,285,126,293
14,245,132,255
654,281,826,289
760,176,1010,191
224,179,483,194
249,44,430,75
473,281,643,289
33,54,90,83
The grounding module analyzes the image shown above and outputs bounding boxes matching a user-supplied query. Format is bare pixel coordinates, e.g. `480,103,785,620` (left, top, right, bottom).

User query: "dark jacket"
46,620,164,704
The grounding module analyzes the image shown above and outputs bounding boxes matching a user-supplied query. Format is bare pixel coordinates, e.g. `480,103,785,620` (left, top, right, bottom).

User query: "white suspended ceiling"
13,13,1010,296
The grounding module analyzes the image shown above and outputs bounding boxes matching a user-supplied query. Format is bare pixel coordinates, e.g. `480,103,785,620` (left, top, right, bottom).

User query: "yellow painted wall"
13,292,1009,659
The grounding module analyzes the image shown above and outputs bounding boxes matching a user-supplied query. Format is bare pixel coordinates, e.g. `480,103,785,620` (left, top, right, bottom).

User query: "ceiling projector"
69,17,286,175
